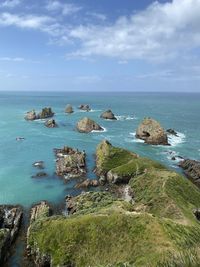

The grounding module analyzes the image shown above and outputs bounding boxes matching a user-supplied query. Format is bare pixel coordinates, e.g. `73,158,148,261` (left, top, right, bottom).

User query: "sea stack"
136,118,169,145
79,104,91,112
25,107,54,120
76,117,103,133
100,110,117,120
65,104,74,114
45,119,57,128
24,110,37,120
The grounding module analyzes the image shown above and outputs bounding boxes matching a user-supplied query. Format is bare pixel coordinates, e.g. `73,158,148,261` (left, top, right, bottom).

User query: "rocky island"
78,104,91,112
55,146,86,180
76,117,103,133
26,141,200,267
65,104,74,114
100,109,117,120
136,117,169,145
25,107,54,121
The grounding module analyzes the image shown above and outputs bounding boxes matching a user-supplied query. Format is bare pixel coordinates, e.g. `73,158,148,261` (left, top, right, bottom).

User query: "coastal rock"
136,118,169,145
38,107,54,119
77,117,103,133
55,146,86,179
167,128,178,136
100,110,117,120
24,110,37,121
31,172,48,178
65,104,74,113
0,205,22,264
79,104,91,111
179,159,200,184
44,119,57,128
75,179,99,189
27,201,51,266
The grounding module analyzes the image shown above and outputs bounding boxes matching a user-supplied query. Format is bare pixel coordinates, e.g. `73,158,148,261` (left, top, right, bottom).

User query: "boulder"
77,117,103,133
0,205,22,264
167,129,178,136
179,159,200,185
32,161,44,169
100,110,117,120
54,146,86,179
75,179,99,189
79,104,91,111
24,110,37,121
65,104,74,114
38,107,54,119
136,118,169,145
44,119,57,128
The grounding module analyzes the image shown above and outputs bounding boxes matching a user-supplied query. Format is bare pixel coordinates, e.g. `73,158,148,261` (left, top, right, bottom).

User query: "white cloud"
0,0,21,8
0,57,24,61
65,0,200,62
46,1,82,15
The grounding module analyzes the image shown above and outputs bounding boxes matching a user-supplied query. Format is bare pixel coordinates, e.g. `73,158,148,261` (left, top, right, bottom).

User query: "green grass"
28,141,200,267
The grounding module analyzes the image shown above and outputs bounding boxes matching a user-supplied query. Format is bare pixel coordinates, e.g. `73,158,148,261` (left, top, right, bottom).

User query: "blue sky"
0,0,200,91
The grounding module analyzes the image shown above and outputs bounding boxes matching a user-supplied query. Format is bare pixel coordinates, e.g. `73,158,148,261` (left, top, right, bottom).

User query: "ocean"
0,91,199,209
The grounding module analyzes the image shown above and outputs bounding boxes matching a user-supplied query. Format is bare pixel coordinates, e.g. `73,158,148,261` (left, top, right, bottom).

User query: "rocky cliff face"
0,205,22,264
179,159,200,185
136,118,169,145
76,117,103,133
55,146,86,180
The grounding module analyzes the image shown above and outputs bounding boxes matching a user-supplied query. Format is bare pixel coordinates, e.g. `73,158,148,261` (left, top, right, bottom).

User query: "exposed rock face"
136,118,169,145
100,110,117,120
75,179,99,189
24,110,37,121
79,104,91,111
77,117,103,133
38,108,54,119
44,119,57,128
65,104,74,113
179,159,200,185
27,201,51,267
0,205,22,264
55,146,86,179
167,129,178,136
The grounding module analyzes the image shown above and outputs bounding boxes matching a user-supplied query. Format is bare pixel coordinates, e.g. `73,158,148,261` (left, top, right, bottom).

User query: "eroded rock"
44,119,57,128
65,104,74,114
75,179,99,189
79,104,91,111
179,159,200,185
100,110,117,120
77,117,103,133
136,118,169,145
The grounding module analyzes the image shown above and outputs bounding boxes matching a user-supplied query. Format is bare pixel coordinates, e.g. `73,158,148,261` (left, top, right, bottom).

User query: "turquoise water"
0,91,200,208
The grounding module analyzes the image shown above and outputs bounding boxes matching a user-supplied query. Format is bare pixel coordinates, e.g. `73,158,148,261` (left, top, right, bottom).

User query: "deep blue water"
0,91,199,208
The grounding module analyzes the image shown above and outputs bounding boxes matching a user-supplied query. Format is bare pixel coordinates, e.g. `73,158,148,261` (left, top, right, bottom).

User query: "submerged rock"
55,146,86,179
65,104,74,114
100,110,117,120
136,118,169,145
0,205,22,264
44,119,57,128
32,161,44,169
179,159,200,185
77,117,103,133
167,128,178,136
75,179,99,189
24,110,37,121
79,104,91,111
31,172,48,178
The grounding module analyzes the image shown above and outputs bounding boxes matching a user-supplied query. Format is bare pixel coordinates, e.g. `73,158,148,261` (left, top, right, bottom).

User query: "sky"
0,0,200,92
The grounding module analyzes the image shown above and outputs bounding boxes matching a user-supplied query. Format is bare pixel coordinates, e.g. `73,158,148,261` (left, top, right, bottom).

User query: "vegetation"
28,141,200,267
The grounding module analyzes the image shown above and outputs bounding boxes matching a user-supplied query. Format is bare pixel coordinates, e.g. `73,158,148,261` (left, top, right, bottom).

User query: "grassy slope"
28,141,200,267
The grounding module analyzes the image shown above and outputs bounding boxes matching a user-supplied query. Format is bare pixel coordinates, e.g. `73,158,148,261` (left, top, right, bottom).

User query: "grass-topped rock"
27,141,200,267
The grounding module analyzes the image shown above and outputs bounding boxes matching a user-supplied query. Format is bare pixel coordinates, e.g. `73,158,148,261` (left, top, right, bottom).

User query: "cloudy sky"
0,0,200,91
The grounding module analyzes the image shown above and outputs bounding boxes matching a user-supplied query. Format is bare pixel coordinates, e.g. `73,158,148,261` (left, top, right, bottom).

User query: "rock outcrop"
167,129,178,136
79,104,91,111
32,161,44,169
100,110,117,120
25,107,54,121
0,205,22,264
24,110,37,121
136,118,169,145
44,119,57,128
75,179,99,189
65,104,74,114
55,146,86,180
77,117,103,133
27,201,51,267
179,159,200,185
